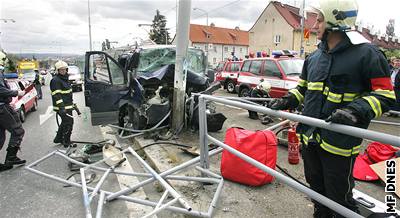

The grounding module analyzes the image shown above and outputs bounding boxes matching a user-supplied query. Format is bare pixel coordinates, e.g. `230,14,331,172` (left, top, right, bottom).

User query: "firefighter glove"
325,108,359,126
269,98,290,110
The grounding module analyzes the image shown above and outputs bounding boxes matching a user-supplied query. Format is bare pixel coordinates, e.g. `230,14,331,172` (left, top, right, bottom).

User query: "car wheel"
31,99,38,112
226,80,236,93
19,106,26,123
239,87,250,97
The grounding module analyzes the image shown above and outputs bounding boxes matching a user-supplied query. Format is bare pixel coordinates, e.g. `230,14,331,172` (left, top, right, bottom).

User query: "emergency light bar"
272,50,297,57
3,73,18,79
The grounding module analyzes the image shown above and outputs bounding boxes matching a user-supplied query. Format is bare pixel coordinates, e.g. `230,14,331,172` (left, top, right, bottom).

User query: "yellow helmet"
54,60,68,72
257,81,271,93
311,0,358,31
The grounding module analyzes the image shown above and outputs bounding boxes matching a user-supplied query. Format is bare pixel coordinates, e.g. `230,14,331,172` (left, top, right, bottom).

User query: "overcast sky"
0,0,398,54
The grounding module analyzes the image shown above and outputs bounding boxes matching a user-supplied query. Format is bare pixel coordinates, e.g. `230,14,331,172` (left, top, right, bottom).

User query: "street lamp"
193,8,208,26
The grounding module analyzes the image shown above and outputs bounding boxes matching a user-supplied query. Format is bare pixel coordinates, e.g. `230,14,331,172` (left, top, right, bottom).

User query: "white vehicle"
68,65,83,92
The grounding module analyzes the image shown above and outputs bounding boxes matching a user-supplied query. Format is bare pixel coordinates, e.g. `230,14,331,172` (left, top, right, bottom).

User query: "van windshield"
278,59,304,76
137,47,205,74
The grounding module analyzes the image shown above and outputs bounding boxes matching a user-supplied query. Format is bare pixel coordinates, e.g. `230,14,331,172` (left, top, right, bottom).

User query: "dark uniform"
273,36,395,217
50,73,74,146
248,88,270,119
34,70,42,99
0,72,26,171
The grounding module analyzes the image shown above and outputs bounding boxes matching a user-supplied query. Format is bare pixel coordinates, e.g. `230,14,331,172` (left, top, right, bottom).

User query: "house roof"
358,27,400,49
249,1,317,32
189,24,249,46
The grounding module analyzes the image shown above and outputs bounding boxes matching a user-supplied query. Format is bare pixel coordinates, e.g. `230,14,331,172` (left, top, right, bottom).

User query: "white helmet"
257,81,271,93
0,51,7,67
55,60,68,72
310,0,358,32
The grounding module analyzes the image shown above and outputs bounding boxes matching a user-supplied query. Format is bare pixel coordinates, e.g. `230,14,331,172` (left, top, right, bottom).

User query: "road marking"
99,126,155,218
39,106,55,125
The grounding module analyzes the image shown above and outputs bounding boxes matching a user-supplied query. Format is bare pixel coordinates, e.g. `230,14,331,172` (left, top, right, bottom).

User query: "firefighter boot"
0,163,13,172
5,146,26,166
53,127,64,144
313,204,332,218
248,111,258,120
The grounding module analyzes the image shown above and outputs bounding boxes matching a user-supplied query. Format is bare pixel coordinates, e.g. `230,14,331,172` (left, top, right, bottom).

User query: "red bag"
366,142,398,163
221,128,277,186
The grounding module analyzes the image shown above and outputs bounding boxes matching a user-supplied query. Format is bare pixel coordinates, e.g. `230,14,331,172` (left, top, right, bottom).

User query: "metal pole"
95,191,105,218
299,0,305,57
172,0,192,133
88,0,93,51
201,95,400,147
198,96,209,171
207,135,362,218
80,168,93,218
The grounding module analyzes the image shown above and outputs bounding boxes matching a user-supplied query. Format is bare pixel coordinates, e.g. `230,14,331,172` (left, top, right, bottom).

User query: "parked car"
68,65,83,92
236,50,304,98
215,60,243,93
6,78,38,122
20,70,36,83
84,45,225,132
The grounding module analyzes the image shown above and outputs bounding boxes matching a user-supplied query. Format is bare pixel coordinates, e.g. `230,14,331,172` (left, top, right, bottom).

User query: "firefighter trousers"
0,104,25,151
54,111,73,145
302,141,358,218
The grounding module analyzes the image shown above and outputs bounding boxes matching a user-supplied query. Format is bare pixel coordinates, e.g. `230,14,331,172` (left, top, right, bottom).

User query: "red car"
6,78,38,122
214,61,243,93
236,50,304,98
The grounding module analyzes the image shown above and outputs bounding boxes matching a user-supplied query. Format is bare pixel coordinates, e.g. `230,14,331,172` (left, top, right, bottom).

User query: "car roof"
244,56,302,61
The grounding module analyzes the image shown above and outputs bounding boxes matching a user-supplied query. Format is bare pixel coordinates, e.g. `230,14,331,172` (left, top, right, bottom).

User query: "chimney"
234,26,240,31
210,22,215,27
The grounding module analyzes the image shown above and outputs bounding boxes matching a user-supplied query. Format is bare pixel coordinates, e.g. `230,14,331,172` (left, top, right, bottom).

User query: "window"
263,60,280,77
89,54,110,83
249,60,262,75
214,45,217,52
274,35,281,44
224,46,228,52
241,60,251,72
231,62,241,72
225,63,231,72
108,57,125,85
239,48,243,53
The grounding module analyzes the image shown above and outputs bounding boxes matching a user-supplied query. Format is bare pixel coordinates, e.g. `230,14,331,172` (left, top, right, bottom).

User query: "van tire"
239,87,250,97
19,106,26,123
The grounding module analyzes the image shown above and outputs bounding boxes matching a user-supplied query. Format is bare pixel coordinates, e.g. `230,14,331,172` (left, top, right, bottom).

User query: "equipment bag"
221,127,277,186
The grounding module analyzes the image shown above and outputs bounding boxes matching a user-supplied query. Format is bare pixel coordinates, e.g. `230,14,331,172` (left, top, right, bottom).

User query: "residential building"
173,24,249,67
249,1,318,56
358,27,400,50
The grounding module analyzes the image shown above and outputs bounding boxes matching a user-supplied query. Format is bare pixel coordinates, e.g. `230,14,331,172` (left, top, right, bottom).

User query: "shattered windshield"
137,47,205,74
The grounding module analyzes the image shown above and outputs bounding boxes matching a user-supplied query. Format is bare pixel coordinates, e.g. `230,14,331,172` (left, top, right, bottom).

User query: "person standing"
33,69,42,99
248,80,273,124
269,0,395,217
0,62,26,172
50,60,74,147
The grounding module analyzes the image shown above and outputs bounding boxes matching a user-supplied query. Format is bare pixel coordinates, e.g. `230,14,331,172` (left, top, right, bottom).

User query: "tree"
386,19,395,37
149,10,170,45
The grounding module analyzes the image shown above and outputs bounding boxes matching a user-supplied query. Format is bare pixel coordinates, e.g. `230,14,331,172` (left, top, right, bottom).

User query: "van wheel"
31,99,38,112
19,106,26,123
239,87,250,97
226,80,236,93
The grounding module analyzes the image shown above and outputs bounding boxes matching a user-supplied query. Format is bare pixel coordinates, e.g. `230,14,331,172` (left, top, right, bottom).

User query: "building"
358,27,400,50
185,24,249,67
249,1,318,56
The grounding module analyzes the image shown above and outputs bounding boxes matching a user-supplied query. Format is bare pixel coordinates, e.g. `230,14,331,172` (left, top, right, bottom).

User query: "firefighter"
269,0,395,217
248,80,273,124
33,68,42,99
0,59,26,172
50,60,74,147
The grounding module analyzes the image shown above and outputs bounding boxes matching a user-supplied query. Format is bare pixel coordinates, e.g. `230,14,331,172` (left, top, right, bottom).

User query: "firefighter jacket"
287,36,395,157
50,74,73,112
0,74,18,105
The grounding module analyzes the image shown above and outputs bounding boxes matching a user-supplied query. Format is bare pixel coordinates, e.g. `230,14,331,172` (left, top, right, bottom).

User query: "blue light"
272,50,297,57
4,73,18,79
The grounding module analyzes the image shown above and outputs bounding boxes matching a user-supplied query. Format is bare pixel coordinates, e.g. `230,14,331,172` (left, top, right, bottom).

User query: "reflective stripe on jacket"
50,74,73,111
290,36,395,157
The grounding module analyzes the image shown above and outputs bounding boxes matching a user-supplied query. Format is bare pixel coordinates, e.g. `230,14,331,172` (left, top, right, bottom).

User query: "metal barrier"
198,94,400,218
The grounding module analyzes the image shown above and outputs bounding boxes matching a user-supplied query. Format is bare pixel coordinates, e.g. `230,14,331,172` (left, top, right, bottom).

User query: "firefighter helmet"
310,0,358,32
257,81,271,93
54,60,68,72
0,51,7,66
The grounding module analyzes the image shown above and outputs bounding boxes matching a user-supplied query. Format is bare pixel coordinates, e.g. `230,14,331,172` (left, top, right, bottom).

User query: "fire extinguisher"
288,127,300,164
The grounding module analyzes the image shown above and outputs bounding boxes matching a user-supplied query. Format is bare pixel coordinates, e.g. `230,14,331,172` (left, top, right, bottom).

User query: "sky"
0,0,399,54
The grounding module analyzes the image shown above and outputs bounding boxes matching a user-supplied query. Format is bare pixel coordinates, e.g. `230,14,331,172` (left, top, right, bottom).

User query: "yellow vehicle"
17,60,39,82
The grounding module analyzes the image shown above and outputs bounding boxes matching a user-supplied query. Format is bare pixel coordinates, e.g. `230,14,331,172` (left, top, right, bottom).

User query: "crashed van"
84,45,225,131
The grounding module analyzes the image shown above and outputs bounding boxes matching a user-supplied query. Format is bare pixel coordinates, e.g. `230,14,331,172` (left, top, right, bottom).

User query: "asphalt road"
0,81,129,218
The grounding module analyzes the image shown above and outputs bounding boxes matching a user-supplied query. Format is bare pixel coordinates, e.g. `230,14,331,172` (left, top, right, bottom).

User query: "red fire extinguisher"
288,127,300,164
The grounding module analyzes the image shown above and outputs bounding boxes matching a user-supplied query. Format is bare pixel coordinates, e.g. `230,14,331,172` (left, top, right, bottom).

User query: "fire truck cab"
236,50,304,98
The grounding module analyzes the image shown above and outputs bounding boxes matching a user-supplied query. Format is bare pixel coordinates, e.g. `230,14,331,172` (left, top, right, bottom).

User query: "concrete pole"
87,0,93,51
172,0,191,133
